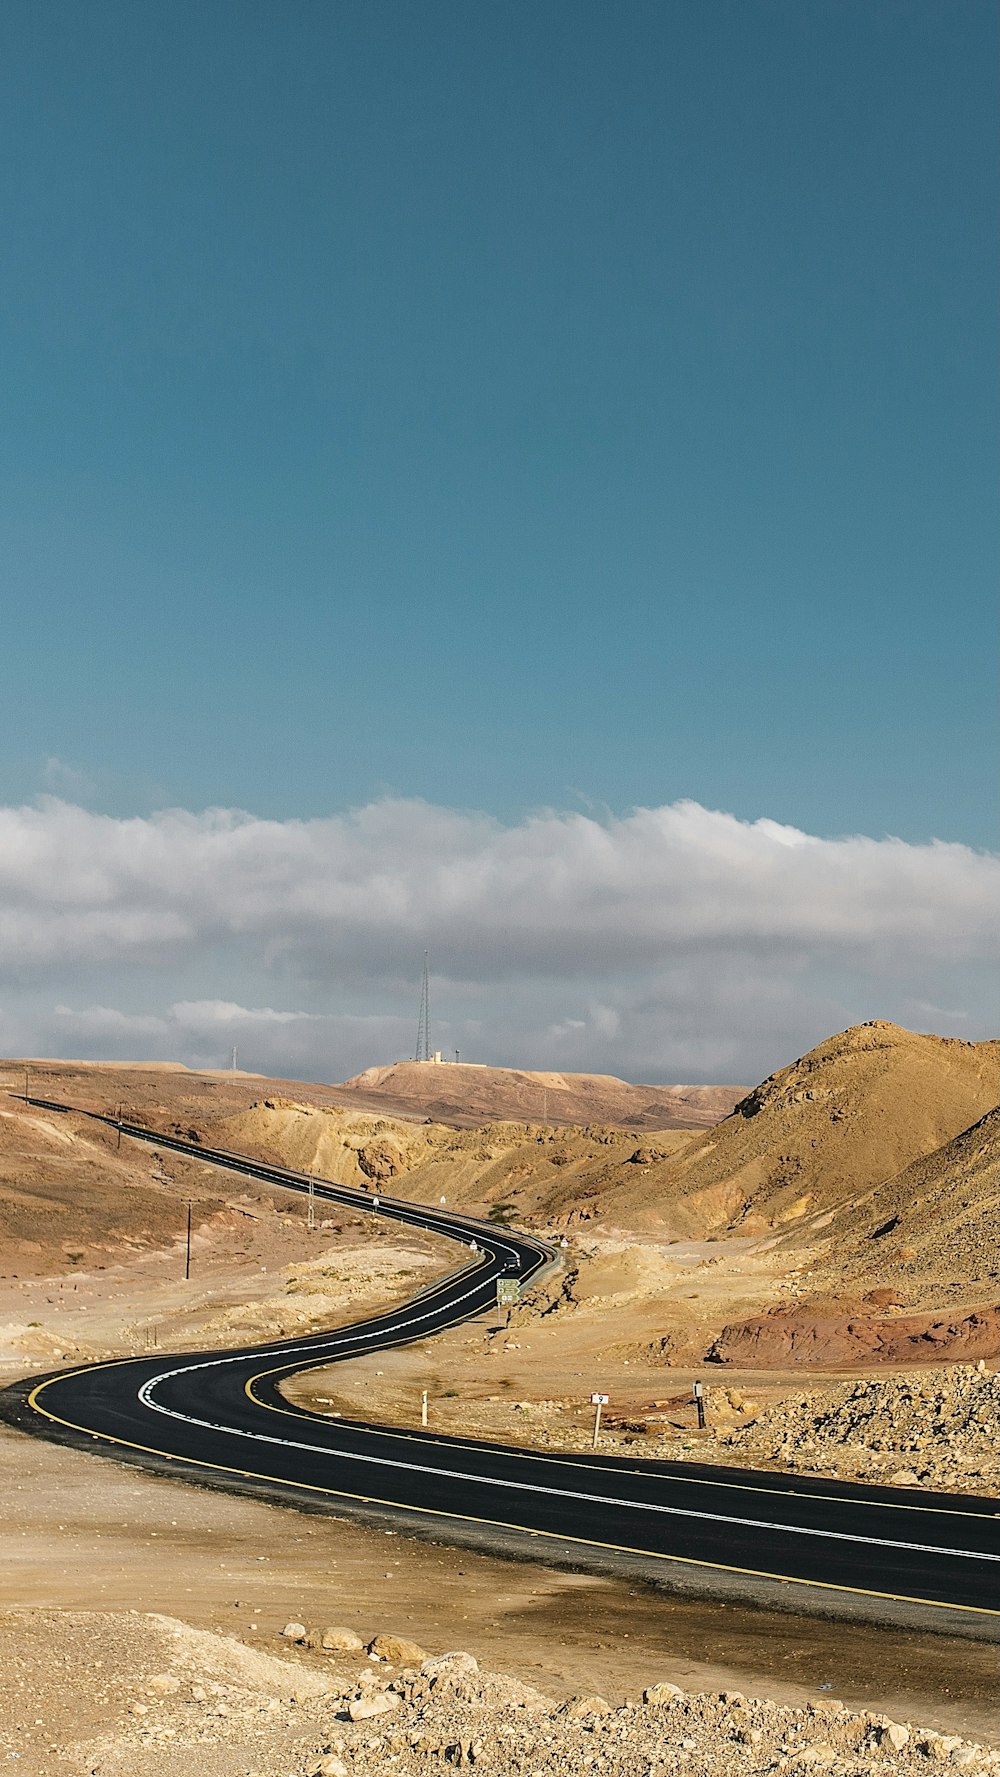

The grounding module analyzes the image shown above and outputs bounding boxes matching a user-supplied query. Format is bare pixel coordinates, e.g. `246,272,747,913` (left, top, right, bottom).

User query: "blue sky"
2,0,995,842
0,3,996,1082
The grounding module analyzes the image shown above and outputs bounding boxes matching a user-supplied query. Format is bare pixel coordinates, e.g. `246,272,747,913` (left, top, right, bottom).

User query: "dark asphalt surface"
5,1100,999,1630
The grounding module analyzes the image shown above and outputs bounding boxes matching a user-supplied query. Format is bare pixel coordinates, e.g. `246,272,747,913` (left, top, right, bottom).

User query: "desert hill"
3,1027,999,1370
0,1094,225,1276
336,1060,742,1129
815,1102,1000,1300
582,1021,1000,1238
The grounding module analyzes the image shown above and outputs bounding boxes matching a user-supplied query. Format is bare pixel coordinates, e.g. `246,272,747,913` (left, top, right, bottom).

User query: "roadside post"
591,1392,609,1448
693,1379,706,1429
307,1176,315,1232
184,1201,193,1280
421,1389,428,1427
496,1276,520,1329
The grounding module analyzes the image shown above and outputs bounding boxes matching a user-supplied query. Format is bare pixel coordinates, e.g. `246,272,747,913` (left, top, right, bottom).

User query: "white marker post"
693,1379,705,1429
307,1177,315,1232
591,1392,609,1448
421,1389,428,1427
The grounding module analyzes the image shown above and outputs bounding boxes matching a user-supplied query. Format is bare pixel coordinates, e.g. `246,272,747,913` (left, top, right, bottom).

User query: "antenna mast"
414,950,430,1062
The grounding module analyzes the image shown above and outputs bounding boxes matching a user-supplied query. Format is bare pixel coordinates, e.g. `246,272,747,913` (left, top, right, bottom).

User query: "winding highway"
4,1099,999,1634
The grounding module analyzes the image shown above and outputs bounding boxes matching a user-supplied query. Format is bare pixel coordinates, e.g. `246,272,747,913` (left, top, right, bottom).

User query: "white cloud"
0,795,996,1082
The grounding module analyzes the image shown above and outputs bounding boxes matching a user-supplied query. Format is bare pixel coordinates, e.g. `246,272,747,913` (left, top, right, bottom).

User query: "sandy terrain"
336,1061,744,1129
3,1423,998,1775
1,1034,999,1773
2,1604,997,1777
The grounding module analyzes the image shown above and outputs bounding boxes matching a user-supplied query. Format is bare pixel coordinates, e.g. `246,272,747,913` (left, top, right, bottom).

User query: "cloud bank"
0,797,996,1083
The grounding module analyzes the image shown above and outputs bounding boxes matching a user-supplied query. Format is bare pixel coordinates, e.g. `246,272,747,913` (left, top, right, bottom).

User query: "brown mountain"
588,1021,1000,1236
335,1060,742,1130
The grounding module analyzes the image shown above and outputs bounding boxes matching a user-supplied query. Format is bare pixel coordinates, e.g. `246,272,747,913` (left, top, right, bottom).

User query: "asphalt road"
5,1099,999,1632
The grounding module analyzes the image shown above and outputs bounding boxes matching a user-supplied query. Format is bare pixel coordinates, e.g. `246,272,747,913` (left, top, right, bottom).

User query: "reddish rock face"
706,1303,1000,1367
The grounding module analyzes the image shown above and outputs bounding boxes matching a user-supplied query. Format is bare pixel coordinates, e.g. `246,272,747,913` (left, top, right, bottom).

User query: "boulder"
422,1651,479,1679
561,1695,612,1718
368,1633,427,1666
880,1720,910,1750
321,1626,365,1653
643,1682,685,1704
348,1691,401,1721
147,1673,181,1696
281,1621,308,1643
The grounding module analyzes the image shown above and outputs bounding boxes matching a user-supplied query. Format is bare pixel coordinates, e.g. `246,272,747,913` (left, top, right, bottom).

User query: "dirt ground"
2,1059,998,1773
3,1422,999,1770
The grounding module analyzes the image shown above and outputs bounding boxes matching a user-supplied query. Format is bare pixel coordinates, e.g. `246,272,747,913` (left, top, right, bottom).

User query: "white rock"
147,1672,181,1696
882,1720,910,1751
644,1682,685,1704
348,1691,400,1721
421,1651,480,1679
321,1626,365,1653
282,1620,308,1643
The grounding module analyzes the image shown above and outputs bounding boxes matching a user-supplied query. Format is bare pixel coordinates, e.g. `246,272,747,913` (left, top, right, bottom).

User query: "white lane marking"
134,1377,998,1568
113,1124,996,1567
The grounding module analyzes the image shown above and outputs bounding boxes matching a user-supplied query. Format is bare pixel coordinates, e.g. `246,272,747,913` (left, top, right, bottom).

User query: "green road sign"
496,1279,521,1308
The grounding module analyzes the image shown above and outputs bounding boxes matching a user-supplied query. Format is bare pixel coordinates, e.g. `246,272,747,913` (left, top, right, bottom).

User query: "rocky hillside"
593,1021,1000,1238
337,1060,743,1129
813,1104,1000,1302
217,1095,694,1221
0,1093,226,1276
717,1363,1000,1495
9,1609,994,1777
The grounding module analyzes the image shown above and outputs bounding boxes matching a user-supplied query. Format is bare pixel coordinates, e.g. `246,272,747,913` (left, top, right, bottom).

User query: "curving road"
4,1099,999,1635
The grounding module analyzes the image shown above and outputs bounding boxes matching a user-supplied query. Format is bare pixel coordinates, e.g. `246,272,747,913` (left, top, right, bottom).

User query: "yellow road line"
22,1373,998,1620
244,1355,998,1525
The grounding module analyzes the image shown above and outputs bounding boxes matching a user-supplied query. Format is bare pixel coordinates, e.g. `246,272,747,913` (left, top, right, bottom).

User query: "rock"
879,1719,910,1750
561,1695,613,1718
368,1633,427,1666
127,1701,148,1716
310,1758,349,1777
421,1651,480,1679
321,1626,365,1653
281,1620,308,1643
643,1682,685,1704
348,1690,401,1721
147,1673,181,1696
889,1469,919,1487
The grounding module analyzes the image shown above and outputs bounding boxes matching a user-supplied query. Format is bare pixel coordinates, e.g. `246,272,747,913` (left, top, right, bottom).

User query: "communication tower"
414,950,430,1062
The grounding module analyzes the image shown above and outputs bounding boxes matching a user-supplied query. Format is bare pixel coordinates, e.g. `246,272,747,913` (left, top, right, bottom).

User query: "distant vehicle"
502,1254,520,1272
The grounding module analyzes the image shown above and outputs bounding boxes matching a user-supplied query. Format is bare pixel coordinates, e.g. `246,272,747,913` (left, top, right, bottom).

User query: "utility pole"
307,1176,315,1232
23,1068,28,1103
116,1104,122,1151
231,1045,238,1072
184,1202,193,1280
